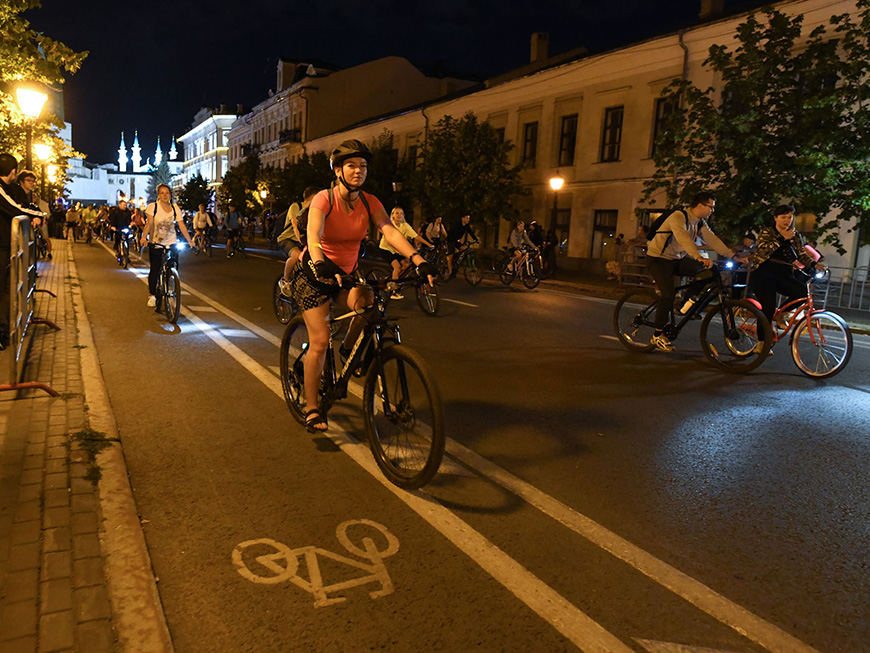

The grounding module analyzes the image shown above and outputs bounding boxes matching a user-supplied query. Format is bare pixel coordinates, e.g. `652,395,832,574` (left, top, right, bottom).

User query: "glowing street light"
34,143,52,198
16,87,48,170
549,175,564,232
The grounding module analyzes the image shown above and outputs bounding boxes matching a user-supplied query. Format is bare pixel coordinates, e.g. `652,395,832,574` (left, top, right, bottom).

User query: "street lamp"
34,143,51,198
16,87,48,170
549,175,564,229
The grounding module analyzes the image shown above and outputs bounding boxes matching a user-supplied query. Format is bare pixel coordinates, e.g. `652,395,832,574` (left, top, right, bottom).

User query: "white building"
177,106,240,188
302,0,866,272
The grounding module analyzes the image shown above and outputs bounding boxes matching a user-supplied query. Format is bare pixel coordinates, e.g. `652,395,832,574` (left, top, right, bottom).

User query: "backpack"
646,208,686,241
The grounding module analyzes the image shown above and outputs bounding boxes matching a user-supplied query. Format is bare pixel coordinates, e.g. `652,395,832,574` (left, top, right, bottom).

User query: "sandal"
304,409,328,433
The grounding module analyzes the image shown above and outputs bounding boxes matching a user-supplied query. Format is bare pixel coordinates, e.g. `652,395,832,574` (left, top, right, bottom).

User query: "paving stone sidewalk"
0,240,117,652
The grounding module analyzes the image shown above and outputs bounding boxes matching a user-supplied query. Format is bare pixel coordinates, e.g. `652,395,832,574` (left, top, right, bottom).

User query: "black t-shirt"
447,221,476,244
109,207,132,230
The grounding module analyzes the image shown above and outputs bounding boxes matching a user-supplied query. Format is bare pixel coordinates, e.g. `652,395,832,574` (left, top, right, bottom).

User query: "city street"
71,240,870,653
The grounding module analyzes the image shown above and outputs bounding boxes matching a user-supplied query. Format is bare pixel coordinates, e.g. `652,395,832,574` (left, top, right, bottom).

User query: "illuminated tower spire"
118,132,128,173
154,136,163,166
169,135,178,161
131,130,142,172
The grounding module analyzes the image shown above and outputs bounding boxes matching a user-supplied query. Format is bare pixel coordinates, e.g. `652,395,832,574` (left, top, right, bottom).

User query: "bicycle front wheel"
699,299,771,373
163,269,181,324
273,274,296,324
415,282,440,316
463,253,483,286
613,288,658,352
363,345,445,489
279,316,309,424
498,260,515,286
522,262,540,289
791,311,852,378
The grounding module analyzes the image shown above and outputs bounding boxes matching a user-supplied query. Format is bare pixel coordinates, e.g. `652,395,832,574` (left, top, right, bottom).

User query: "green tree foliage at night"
219,152,260,213
0,1,87,177
410,113,524,228
178,173,213,213
145,160,173,203
645,2,870,251
257,151,333,215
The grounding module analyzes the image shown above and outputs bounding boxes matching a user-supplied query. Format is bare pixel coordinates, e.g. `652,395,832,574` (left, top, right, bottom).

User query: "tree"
219,152,260,213
410,113,525,229
1,1,86,182
645,2,870,251
178,174,213,213
145,160,173,203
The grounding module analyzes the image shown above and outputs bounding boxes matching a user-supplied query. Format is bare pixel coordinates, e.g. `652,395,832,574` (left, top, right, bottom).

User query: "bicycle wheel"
238,239,247,259
163,268,181,324
699,299,771,373
363,345,445,489
415,282,440,316
194,236,202,255
121,241,129,269
279,316,309,425
273,274,296,325
463,253,483,286
613,288,658,352
522,261,540,289
498,259,515,286
791,311,852,378
491,250,508,273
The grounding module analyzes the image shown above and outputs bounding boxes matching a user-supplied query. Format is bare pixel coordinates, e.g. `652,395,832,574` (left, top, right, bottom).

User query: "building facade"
177,107,240,188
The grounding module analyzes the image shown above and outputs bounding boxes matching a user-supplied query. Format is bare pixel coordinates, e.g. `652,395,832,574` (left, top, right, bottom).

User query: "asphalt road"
71,238,870,653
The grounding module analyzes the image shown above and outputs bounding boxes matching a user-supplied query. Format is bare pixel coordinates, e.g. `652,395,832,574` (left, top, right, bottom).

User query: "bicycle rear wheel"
163,268,181,324
363,345,444,489
613,288,658,352
273,274,297,324
463,253,483,286
791,311,852,378
522,261,540,289
415,282,440,316
699,299,771,373
279,316,309,424
498,259,515,286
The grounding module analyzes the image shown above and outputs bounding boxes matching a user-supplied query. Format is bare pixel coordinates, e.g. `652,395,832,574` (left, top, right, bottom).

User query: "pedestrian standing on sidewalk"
140,183,194,310
17,169,53,258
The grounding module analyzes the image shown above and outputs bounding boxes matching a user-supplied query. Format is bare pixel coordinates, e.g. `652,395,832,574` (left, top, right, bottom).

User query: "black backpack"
646,208,686,241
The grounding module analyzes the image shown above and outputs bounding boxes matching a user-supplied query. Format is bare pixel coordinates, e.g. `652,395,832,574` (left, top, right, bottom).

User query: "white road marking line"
442,298,478,308
219,329,258,339
600,335,619,341
267,365,280,377
187,305,219,312
635,639,741,652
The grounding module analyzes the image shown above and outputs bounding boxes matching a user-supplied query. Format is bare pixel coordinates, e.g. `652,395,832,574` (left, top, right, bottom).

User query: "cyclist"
424,216,448,244
140,184,194,310
289,139,436,433
64,203,81,241
750,204,825,327
109,200,132,260
445,214,478,278
225,202,244,257
277,186,319,297
378,206,433,300
645,192,739,351
505,219,538,274
192,204,213,248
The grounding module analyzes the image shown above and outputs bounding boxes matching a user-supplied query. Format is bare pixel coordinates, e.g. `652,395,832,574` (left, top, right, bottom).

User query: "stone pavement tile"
7,543,39,572
43,489,69,509
71,534,100,560
69,513,97,536
43,473,67,492
39,578,73,614
45,447,66,462
77,619,116,653
72,558,103,588
44,459,66,475
13,502,39,524
2,569,38,602
10,521,40,546
0,600,37,641
40,551,72,582
20,456,42,471
43,507,70,530
69,494,94,514
45,436,66,450
43,527,71,553
68,463,87,480
16,484,41,504
38,610,75,652
23,445,42,458
69,479,91,496
74,585,111,622
25,432,46,446
17,470,41,487
0,635,37,653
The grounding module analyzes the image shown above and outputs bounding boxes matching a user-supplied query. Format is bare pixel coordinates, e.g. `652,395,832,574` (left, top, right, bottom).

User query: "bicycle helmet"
329,139,372,171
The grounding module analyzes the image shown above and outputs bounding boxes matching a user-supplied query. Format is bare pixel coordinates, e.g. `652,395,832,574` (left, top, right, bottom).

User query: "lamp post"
16,87,48,170
34,143,51,199
549,175,564,229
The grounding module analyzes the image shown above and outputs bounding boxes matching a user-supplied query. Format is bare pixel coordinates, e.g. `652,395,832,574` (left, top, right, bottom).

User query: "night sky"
26,0,767,164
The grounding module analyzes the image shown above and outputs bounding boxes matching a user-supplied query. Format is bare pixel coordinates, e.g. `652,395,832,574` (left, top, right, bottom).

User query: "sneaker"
147,295,157,308
278,278,293,297
390,292,404,300
651,333,675,352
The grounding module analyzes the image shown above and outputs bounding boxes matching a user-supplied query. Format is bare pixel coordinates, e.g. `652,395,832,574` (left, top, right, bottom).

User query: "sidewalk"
0,240,170,653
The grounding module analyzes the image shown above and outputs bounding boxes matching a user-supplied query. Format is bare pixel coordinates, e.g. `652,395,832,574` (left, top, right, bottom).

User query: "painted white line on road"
187,305,219,312
600,335,619,342
442,297,479,308
219,328,259,339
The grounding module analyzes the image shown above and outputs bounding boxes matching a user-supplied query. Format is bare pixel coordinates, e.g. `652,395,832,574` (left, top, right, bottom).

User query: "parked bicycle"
156,243,184,324
498,245,541,289
614,261,773,373
279,273,445,489
749,266,852,378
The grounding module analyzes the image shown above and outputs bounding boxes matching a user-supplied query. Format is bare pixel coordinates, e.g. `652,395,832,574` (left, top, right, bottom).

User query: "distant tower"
118,132,128,172
154,136,163,166
131,130,142,172
169,135,178,161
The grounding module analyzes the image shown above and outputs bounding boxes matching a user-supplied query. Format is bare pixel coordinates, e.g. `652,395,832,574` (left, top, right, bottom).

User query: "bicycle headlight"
815,270,825,279
725,261,735,269
175,241,186,251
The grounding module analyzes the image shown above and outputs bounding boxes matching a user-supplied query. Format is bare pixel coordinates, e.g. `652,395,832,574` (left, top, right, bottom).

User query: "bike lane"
70,242,828,652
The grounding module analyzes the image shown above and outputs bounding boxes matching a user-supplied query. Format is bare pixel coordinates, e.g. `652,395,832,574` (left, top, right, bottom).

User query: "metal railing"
811,265,870,312
1,216,60,396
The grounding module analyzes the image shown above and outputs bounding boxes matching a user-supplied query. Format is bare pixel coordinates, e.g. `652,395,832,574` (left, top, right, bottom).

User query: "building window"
651,96,678,157
407,145,419,170
522,121,538,166
591,210,618,259
553,207,572,257
599,107,623,162
495,127,505,144
558,114,578,166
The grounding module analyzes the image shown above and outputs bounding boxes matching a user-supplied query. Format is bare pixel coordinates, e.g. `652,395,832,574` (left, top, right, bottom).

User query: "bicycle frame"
659,266,735,340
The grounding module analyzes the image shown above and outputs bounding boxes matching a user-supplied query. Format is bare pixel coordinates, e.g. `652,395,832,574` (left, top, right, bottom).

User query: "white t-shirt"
146,202,179,246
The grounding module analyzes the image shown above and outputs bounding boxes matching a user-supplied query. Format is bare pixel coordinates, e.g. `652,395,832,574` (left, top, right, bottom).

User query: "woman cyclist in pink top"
290,139,436,432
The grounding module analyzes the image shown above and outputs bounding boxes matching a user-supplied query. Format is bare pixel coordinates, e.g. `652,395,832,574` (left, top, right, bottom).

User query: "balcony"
241,143,260,158
279,128,302,146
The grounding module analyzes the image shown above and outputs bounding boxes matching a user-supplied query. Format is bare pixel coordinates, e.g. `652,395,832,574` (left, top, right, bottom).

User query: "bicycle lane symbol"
231,519,400,608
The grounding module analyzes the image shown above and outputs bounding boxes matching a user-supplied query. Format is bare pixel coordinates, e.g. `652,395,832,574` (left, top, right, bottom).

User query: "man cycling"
645,191,739,352
225,202,244,257
277,186,318,297
445,214,478,278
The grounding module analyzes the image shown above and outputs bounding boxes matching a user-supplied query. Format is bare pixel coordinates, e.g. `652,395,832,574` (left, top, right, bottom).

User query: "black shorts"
289,261,341,312
447,240,464,255
278,239,302,258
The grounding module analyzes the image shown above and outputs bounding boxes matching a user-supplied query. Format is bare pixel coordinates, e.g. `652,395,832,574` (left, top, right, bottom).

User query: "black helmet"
330,139,372,171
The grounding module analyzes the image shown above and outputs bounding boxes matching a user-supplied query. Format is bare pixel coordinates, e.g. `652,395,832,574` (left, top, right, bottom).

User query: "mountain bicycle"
227,230,247,258
366,264,441,317
421,242,450,281
156,243,184,324
193,231,212,257
448,240,483,285
614,261,773,373
498,245,541,289
279,273,445,489
748,266,852,378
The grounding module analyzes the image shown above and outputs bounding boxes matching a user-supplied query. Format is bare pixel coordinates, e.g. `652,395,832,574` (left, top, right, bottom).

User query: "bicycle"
614,261,773,373
748,266,852,378
366,263,441,317
273,273,298,324
227,231,247,258
34,230,49,260
193,231,212,257
279,273,445,489
116,228,134,269
156,243,184,324
498,245,541,289
448,240,483,285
